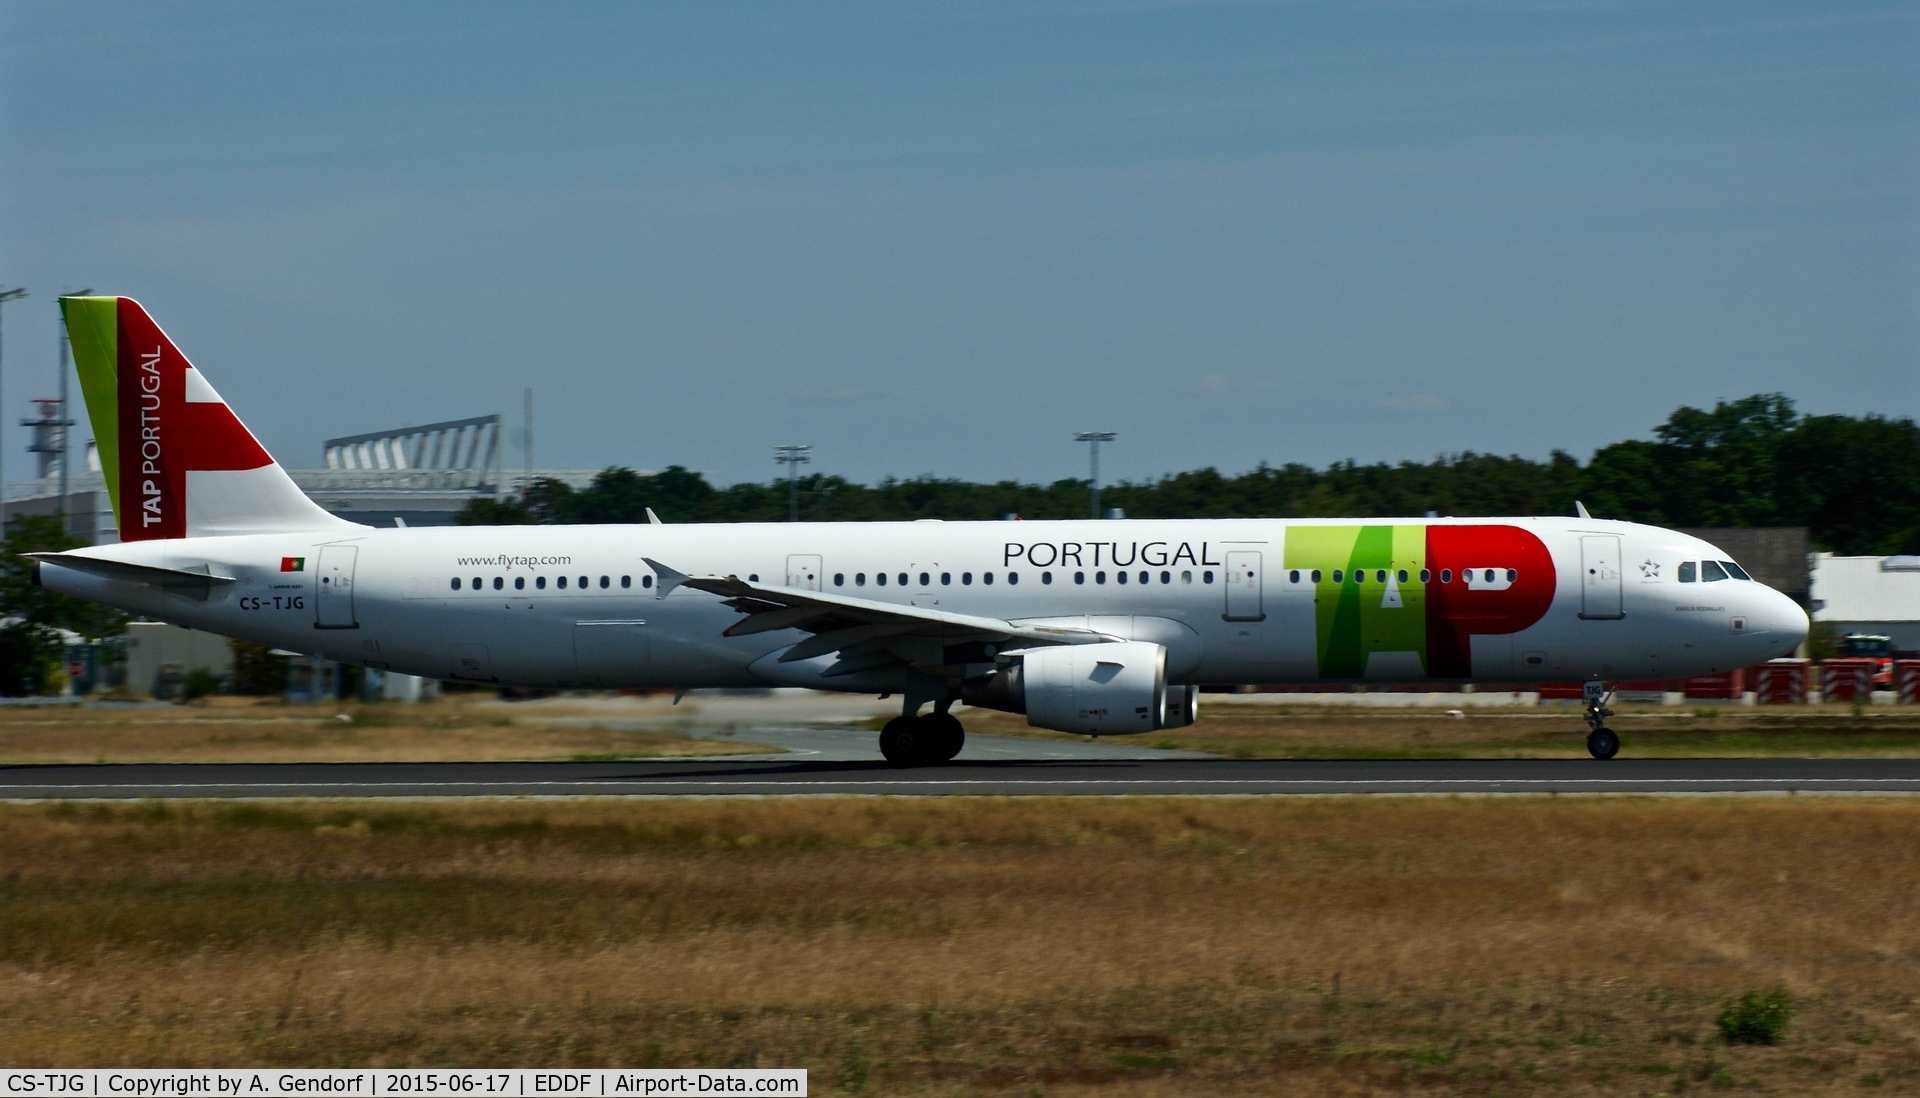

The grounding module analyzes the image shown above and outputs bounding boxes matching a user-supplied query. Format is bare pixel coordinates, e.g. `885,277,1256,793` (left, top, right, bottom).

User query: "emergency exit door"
1223,551,1265,622
786,555,822,592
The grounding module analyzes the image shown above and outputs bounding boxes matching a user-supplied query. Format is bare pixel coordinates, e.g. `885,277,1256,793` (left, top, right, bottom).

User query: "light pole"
56,289,90,536
774,444,811,522
1073,431,1115,519
0,287,27,534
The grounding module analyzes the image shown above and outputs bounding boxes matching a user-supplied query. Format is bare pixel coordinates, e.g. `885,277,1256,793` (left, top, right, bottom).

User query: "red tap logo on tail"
61,296,355,542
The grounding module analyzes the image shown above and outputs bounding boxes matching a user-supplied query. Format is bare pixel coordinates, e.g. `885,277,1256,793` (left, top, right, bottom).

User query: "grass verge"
0,796,1915,1093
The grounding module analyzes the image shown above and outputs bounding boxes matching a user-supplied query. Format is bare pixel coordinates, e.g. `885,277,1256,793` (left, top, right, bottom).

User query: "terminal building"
1,405,613,545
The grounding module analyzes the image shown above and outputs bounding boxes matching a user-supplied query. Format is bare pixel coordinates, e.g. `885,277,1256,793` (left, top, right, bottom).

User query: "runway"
3,757,1919,799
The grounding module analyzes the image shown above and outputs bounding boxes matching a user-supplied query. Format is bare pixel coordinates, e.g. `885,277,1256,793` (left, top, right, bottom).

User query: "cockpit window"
1678,561,1696,583
1700,560,1729,582
1722,560,1751,581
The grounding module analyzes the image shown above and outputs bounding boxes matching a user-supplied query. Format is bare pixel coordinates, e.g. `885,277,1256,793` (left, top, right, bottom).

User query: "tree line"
458,394,1919,557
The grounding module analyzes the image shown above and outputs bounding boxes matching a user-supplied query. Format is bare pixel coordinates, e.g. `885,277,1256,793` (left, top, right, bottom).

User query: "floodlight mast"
775,444,811,522
1073,431,1116,519
0,286,27,533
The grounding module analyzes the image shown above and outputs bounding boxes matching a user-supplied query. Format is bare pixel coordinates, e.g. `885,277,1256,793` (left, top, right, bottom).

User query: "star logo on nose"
1639,560,1660,579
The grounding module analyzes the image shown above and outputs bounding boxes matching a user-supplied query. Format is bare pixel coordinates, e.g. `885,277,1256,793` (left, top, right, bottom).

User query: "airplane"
27,296,1809,763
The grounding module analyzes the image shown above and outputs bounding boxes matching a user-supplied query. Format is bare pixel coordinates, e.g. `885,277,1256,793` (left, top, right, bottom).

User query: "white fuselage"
41,516,1807,690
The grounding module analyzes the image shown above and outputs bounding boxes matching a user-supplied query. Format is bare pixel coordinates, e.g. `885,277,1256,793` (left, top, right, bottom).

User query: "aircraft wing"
644,557,1115,677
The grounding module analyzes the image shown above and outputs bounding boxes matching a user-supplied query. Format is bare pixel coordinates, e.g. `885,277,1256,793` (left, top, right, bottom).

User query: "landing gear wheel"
879,716,925,766
1586,727,1620,760
923,712,965,763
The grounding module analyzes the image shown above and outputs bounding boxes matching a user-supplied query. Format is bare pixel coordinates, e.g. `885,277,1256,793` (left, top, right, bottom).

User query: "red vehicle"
1837,634,1895,688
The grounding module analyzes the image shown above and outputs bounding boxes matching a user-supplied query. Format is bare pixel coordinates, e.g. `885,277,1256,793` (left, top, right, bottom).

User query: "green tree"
0,515,127,696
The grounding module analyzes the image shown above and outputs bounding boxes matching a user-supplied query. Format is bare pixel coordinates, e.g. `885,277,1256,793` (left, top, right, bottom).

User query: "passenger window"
1723,560,1751,580
1096,571,1108,584
876,573,887,586
1332,569,1344,583
1311,569,1322,583
749,574,759,583
1203,570,1215,584
1505,569,1517,582
449,578,460,591
1041,571,1052,585
471,576,481,589
941,573,951,585
600,576,610,589
1376,569,1386,583
1161,571,1171,584
919,572,930,587
1181,570,1193,584
1678,561,1696,583
578,576,588,588
834,573,844,586
621,576,631,588
1440,569,1451,584
642,575,653,588
1419,569,1430,582
536,576,547,590
1139,571,1149,585
1483,569,1495,583
514,577,526,590
1008,572,1019,585
856,573,866,586
984,572,994,585
962,572,973,585
493,577,504,590
1701,560,1729,582
1075,572,1086,585
558,576,568,589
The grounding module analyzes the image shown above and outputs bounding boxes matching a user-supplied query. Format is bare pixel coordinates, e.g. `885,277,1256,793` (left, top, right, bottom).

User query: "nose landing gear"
1582,680,1619,760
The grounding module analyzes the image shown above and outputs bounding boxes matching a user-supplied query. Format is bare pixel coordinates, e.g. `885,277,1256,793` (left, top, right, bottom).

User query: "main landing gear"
1582,680,1619,760
878,708,966,766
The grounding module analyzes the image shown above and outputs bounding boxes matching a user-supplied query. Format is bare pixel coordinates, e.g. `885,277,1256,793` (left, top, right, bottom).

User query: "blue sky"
3,2,1915,490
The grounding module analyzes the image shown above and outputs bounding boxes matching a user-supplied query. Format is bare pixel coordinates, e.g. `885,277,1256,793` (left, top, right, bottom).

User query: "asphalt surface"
3,757,1918,799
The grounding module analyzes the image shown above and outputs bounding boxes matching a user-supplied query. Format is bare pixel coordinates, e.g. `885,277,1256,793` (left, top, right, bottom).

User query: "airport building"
1810,553,1920,652
1,408,614,545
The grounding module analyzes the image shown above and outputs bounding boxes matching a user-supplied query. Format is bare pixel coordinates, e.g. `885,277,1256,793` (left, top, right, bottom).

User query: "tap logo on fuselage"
1286,524,1555,679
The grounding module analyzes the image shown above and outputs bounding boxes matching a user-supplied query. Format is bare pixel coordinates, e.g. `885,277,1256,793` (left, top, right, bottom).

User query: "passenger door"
315,544,359,629
1579,535,1624,620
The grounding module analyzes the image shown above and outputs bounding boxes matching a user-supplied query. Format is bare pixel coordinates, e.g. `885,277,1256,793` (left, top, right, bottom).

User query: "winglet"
1575,500,1592,520
642,557,690,599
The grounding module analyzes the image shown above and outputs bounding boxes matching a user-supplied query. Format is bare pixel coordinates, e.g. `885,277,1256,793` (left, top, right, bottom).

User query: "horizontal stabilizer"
27,552,236,593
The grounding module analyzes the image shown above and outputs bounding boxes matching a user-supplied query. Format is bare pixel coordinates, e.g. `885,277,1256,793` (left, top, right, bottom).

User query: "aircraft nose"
1756,586,1809,656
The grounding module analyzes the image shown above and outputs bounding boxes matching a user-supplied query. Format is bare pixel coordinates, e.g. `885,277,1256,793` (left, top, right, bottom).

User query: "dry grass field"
1,796,1916,1094
961,702,1920,760
0,696,777,764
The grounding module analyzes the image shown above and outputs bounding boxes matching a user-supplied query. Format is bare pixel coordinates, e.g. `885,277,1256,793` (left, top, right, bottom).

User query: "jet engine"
962,640,1199,735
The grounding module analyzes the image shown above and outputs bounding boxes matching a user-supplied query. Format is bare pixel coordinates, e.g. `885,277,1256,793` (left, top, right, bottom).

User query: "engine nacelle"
962,641,1198,735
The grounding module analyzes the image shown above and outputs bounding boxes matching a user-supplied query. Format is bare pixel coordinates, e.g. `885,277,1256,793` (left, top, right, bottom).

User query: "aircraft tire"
879,717,926,766
1586,727,1620,760
924,712,965,763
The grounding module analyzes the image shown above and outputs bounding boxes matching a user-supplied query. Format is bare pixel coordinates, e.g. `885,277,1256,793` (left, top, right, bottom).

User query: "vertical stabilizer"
60,296,360,541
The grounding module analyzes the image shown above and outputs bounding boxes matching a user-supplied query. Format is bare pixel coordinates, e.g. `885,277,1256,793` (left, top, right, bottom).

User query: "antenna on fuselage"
1575,501,1593,520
